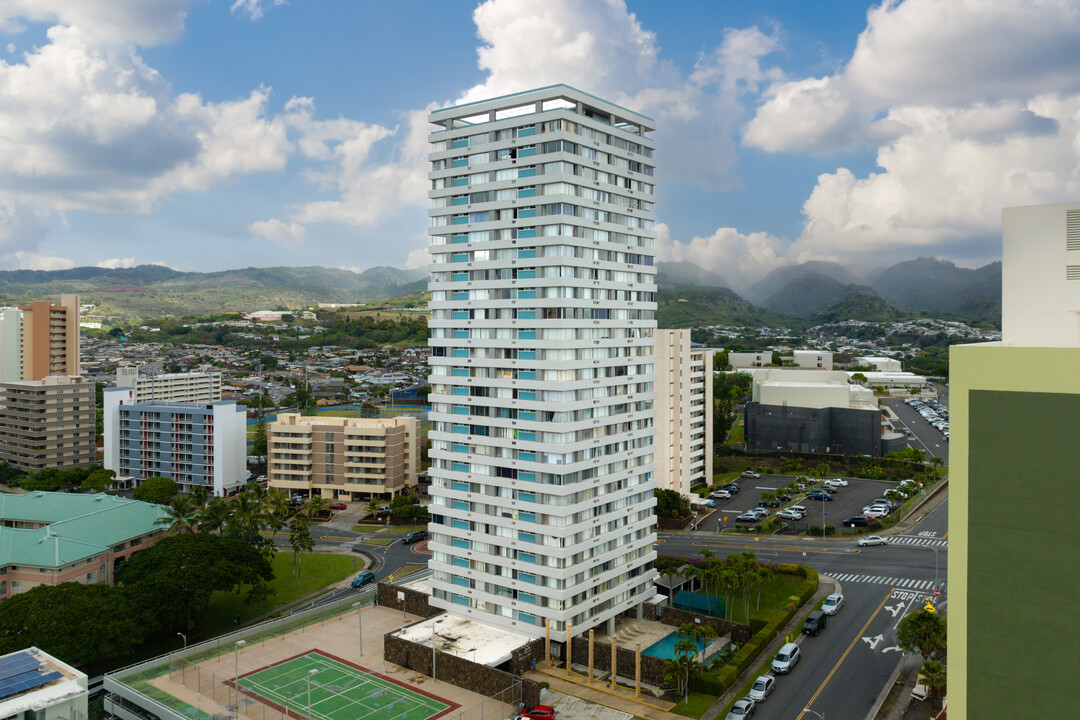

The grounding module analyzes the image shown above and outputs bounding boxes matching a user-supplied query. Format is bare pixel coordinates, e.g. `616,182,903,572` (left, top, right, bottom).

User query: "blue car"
806,490,833,501
351,571,375,589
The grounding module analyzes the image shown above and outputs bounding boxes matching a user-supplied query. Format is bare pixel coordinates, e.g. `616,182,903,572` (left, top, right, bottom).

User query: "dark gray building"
744,402,907,457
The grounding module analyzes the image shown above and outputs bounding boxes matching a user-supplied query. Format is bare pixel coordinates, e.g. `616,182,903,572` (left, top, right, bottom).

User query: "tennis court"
236,651,455,720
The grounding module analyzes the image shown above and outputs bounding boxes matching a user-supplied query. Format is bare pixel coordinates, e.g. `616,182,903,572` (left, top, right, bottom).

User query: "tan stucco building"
0,375,96,472
655,330,713,496
19,294,80,381
267,413,419,500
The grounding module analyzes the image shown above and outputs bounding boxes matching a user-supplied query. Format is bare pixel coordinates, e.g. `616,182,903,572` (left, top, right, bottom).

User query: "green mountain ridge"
656,286,788,328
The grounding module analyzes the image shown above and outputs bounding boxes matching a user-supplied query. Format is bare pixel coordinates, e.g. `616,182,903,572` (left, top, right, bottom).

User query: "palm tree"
919,659,947,708
306,495,330,520
199,496,231,534
227,491,267,540
155,494,199,535
753,563,774,611
265,489,290,540
364,496,382,520
928,455,944,478
288,513,314,581
189,485,209,510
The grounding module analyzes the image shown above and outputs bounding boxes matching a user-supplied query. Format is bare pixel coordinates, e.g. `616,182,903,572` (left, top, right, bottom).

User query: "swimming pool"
641,632,707,660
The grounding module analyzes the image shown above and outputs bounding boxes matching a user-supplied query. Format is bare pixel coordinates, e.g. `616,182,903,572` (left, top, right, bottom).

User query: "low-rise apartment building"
267,413,418,500
0,647,88,720
0,492,167,600
103,390,247,497
0,375,96,472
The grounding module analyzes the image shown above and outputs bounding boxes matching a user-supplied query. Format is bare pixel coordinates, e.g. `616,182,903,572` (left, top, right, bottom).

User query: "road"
658,498,948,719
882,398,949,464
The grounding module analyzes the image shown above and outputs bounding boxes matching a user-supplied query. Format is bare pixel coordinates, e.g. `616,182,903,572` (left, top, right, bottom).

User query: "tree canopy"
897,609,947,659
117,533,273,631
133,476,180,505
0,583,150,665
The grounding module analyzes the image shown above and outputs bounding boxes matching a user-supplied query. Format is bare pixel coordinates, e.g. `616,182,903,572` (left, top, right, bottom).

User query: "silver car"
748,675,775,702
725,698,756,720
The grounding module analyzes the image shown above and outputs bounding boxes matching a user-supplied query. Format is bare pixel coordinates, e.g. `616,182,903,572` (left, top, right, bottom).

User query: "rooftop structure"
426,85,658,638
0,648,87,720
115,365,223,403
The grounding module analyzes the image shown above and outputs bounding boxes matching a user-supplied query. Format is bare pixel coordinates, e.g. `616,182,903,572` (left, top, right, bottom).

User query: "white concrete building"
848,370,927,391
0,648,88,720
792,350,832,370
103,390,247,496
729,351,771,369
750,369,878,410
115,365,223,403
426,85,658,638
0,308,22,382
655,330,712,496
854,355,902,372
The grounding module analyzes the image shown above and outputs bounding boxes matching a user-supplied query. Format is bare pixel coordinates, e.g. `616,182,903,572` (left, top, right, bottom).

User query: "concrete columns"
635,643,641,697
588,630,594,680
610,638,618,689
566,624,572,675
545,619,551,666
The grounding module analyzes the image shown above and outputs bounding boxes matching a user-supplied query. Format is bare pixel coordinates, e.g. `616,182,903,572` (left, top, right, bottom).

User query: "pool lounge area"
642,632,706,660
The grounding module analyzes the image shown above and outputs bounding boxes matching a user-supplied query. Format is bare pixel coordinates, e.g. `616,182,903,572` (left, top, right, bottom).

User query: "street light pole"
177,632,187,649
233,640,246,707
307,669,319,720
352,601,364,656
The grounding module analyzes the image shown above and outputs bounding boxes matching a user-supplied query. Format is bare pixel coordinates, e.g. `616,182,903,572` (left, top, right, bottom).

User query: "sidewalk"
527,664,683,720
699,575,838,720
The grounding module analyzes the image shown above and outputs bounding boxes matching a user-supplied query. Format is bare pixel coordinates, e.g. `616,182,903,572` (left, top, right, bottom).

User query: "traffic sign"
924,604,936,613
933,589,940,597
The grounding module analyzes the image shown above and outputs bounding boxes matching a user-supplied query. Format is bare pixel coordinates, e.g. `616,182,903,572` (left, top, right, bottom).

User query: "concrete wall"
569,635,667,687
745,402,884,456
383,632,541,708
376,582,444,618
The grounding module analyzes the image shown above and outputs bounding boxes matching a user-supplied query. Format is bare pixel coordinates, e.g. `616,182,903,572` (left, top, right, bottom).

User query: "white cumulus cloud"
230,0,287,21
96,257,135,268
654,222,789,291
249,218,307,245
14,250,75,270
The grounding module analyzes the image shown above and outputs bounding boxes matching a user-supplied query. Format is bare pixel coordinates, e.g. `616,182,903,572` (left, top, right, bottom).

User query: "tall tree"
897,609,947,659
156,494,200,535
117,534,273,632
919,659,948,708
306,495,330,520
365,496,382,519
288,513,315,581
199,496,231,534
133,477,179,505
265,489,290,540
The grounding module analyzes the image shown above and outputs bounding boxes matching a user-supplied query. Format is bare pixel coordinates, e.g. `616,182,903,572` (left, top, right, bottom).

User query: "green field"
238,651,449,720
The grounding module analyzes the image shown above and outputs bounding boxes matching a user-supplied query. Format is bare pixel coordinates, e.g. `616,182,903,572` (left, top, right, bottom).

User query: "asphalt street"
658,499,948,720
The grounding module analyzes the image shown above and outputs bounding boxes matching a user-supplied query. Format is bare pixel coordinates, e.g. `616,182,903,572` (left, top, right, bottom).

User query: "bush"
868,520,883,531
825,524,836,535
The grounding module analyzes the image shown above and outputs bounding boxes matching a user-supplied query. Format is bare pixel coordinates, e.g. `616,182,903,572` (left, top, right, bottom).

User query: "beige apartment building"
267,413,418,500
115,365,223,403
655,330,713,496
19,294,80,381
0,375,96,472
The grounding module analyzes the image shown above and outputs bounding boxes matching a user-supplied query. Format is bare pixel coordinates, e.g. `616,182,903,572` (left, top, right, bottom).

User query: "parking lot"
883,398,949,464
699,474,905,533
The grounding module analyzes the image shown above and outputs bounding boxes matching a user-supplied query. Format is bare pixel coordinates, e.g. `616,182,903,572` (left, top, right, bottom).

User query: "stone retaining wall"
376,582,443,618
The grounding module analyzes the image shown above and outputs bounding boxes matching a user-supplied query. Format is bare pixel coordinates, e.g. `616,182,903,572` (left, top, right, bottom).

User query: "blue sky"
1,1,1079,289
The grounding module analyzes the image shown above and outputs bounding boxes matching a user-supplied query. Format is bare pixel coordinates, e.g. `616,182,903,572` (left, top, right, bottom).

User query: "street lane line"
798,587,895,720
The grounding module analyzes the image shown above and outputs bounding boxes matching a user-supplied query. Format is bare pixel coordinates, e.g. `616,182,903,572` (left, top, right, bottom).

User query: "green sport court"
235,651,457,720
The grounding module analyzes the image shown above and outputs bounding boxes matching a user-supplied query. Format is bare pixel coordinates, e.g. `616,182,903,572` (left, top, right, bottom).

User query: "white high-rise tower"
426,85,659,638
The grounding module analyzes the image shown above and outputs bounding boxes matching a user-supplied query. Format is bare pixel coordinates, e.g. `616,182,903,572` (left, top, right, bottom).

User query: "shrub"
539,681,549,690
825,524,836,535
868,520,883,531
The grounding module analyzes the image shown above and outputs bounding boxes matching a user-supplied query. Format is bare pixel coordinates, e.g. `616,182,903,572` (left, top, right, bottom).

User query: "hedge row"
690,566,818,697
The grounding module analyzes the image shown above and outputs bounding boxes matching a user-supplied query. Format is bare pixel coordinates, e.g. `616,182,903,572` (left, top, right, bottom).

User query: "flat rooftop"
396,615,533,668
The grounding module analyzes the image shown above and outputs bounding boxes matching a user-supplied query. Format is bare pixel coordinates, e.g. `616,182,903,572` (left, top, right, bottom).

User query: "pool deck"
594,618,674,653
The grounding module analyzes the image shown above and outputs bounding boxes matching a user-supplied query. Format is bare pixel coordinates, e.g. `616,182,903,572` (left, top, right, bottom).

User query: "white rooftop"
396,614,533,667
402,577,431,595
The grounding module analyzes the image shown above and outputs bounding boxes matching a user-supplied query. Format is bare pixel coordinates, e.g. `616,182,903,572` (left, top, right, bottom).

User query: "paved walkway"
528,664,682,720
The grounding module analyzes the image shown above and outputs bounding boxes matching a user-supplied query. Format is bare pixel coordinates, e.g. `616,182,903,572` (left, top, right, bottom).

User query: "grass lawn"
351,524,386,533
361,537,395,546
709,572,807,626
385,524,429,534
201,552,360,637
671,692,718,718
726,419,745,445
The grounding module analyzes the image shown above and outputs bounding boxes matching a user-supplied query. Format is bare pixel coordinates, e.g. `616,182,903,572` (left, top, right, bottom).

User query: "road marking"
861,634,883,650
690,541,851,555
319,535,357,543
798,587,894,720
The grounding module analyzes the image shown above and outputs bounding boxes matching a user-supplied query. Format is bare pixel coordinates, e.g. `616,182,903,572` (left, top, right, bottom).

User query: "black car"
843,515,870,528
758,499,780,508
775,491,792,501
803,610,828,636
806,490,833,501
402,530,428,544
722,483,741,494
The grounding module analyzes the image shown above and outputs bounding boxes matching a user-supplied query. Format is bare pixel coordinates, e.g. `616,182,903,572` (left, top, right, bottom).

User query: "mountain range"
0,265,426,319
0,257,1001,327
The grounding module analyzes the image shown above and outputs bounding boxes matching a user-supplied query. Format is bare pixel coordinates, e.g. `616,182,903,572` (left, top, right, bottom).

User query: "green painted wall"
967,390,1080,718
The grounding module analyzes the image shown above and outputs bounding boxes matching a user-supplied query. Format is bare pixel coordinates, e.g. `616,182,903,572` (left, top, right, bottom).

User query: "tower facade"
426,85,659,637
655,330,713,497
19,294,79,380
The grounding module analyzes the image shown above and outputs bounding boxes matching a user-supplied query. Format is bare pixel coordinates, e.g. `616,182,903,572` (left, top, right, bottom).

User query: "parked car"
777,509,803,521
751,507,771,518
403,530,428,544
516,706,555,720
843,515,870,528
710,489,731,499
771,642,801,673
328,502,346,511
775,490,792,501
351,571,376,588
758,498,780,508
858,535,888,547
725,698,756,720
806,490,833,501
822,593,845,615
699,499,716,508
741,470,761,479
862,506,890,519
788,505,808,516
748,675,775,702
375,505,392,517
736,512,759,523
722,482,741,494
803,610,828,636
